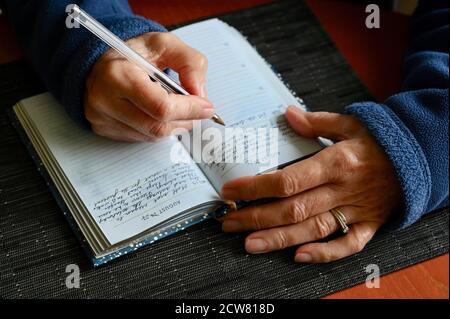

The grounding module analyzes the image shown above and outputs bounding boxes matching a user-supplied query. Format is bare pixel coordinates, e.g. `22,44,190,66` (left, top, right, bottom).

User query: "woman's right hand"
85,32,214,142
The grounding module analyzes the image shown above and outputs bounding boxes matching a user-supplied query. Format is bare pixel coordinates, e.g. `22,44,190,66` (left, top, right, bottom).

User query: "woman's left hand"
220,106,403,263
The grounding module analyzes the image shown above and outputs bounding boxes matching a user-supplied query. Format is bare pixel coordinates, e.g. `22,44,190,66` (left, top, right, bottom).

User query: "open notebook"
11,19,322,266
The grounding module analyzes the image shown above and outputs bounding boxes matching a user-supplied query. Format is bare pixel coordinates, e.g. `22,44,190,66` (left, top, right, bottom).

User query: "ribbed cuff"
346,101,432,229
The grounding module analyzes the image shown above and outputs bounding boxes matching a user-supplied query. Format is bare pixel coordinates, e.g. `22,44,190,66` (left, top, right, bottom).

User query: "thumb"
284,106,361,141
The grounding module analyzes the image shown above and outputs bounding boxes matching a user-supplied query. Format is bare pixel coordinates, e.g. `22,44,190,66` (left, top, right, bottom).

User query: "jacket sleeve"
346,0,449,229
5,0,166,128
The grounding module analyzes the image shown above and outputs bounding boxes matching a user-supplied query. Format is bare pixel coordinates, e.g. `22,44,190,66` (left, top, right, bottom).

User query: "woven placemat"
0,0,448,298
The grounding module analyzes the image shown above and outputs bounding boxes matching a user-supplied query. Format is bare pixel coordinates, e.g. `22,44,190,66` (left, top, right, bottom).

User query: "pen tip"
212,114,226,126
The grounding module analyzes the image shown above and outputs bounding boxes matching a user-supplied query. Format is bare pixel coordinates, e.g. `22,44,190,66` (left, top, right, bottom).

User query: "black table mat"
0,0,448,298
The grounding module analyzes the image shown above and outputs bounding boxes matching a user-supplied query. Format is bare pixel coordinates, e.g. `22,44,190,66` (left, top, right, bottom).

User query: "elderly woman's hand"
220,106,403,263
85,32,213,142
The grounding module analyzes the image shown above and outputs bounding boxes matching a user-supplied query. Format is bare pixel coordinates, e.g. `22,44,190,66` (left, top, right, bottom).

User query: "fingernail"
246,238,268,253
222,220,242,232
295,253,312,263
287,105,303,114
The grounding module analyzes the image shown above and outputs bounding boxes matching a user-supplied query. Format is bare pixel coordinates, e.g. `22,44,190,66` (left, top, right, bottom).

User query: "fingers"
88,109,154,142
167,93,214,120
87,97,153,136
151,33,209,97
284,106,364,141
222,186,340,232
222,151,333,200
244,211,339,254
118,66,214,122
86,103,196,141
85,32,215,142
243,206,359,254
294,222,379,263
89,96,196,137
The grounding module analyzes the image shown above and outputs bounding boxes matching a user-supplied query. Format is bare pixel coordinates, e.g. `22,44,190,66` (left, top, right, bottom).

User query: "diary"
11,19,322,266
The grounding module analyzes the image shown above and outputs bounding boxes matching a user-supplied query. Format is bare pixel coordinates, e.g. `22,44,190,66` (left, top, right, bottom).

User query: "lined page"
173,19,322,191
21,94,219,245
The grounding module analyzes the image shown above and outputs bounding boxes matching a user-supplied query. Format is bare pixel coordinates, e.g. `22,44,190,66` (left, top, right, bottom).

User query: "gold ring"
330,208,349,234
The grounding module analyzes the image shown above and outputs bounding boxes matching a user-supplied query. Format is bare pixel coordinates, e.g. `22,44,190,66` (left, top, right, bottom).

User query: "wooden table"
0,0,448,298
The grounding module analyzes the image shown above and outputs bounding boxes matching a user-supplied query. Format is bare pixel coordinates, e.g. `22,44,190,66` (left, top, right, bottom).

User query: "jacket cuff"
346,102,432,229
61,15,166,128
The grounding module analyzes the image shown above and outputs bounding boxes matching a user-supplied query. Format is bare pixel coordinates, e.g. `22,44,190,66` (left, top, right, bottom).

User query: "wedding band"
330,208,349,234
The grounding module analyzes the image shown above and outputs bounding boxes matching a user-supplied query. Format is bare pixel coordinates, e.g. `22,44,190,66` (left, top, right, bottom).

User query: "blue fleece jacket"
5,0,167,127
346,1,448,228
5,1,449,229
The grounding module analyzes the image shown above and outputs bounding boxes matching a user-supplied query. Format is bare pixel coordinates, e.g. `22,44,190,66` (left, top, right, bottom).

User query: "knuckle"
319,248,334,263
127,73,145,89
155,32,172,42
197,53,208,70
249,211,263,230
184,97,196,115
277,171,296,197
352,233,368,253
334,146,349,165
313,215,332,239
152,97,171,120
147,122,168,139
273,230,289,250
148,32,170,48
103,60,123,81
287,201,308,224
130,74,153,98
334,146,361,172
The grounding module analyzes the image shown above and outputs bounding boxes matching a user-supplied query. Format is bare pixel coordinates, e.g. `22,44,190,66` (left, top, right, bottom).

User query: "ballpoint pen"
68,5,225,126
